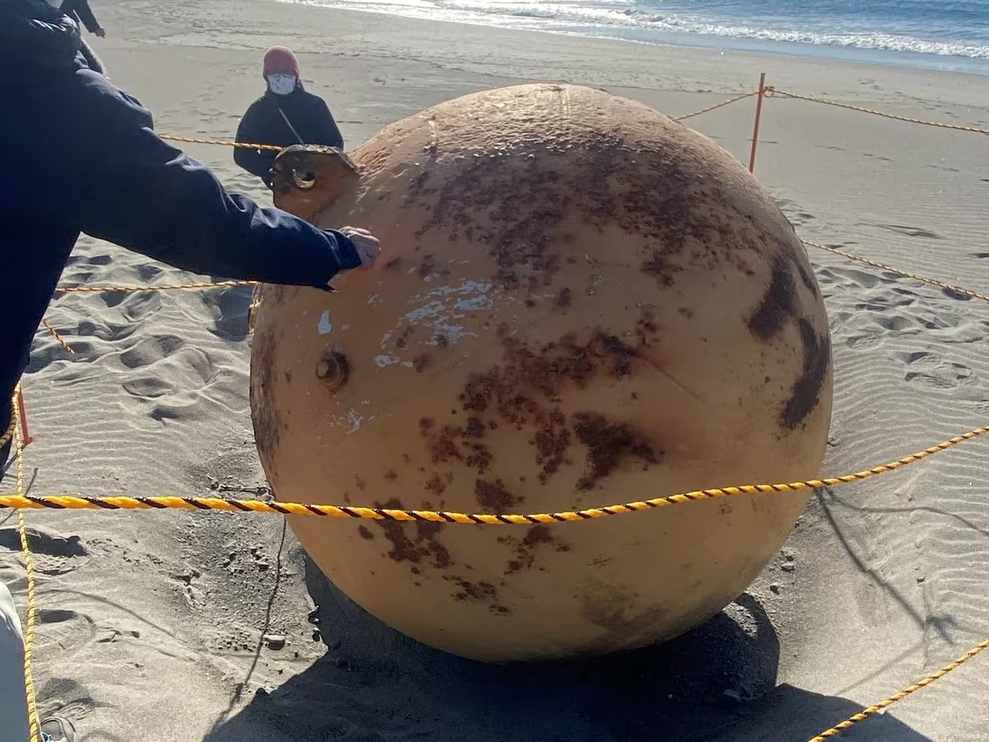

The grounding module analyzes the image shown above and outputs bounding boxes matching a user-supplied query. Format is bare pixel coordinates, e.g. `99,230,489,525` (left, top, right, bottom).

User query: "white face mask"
46,0,64,7
268,74,297,96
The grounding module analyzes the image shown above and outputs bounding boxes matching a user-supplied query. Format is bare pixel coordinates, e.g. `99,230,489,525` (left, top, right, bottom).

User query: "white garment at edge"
1,581,30,742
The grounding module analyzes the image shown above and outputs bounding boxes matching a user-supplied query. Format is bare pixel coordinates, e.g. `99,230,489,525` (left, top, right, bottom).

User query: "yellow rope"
55,279,256,295
672,90,759,122
10,391,41,742
807,639,989,741
159,134,283,152
766,87,989,136
802,240,989,304
1,422,986,522
41,319,75,355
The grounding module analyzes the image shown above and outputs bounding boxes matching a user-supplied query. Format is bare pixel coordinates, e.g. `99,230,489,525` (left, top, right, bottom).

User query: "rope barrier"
1,422,987,522
41,319,75,355
54,279,256,294
159,134,283,152
10,392,41,742
802,240,989,304
765,87,989,136
672,90,759,122
806,639,989,742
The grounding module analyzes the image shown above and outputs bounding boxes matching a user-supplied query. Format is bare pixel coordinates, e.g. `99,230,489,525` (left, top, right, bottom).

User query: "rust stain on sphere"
249,83,833,663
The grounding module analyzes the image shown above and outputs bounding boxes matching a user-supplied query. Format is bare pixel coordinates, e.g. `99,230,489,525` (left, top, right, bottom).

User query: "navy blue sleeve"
67,73,361,288
234,102,278,180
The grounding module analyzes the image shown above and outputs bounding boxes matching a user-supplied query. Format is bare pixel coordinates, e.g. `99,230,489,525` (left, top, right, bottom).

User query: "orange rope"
766,87,989,136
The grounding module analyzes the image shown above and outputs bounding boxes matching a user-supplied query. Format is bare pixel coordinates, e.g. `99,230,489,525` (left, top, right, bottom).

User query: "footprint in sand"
854,291,917,311
845,332,884,350
941,287,974,302
827,266,884,290
891,287,923,298
909,305,965,330
35,677,97,722
100,291,127,309
115,291,163,323
35,608,98,657
171,568,207,611
904,362,972,390
772,197,816,227
60,269,95,286
0,528,88,577
895,350,936,365
121,346,221,421
92,291,162,324
121,376,172,399
199,285,254,342
871,223,944,240
74,317,139,344
26,335,90,373
135,263,164,282
894,348,972,390
119,335,186,369
873,314,916,332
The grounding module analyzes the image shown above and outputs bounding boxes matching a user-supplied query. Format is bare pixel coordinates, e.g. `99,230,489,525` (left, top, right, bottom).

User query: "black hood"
0,0,104,87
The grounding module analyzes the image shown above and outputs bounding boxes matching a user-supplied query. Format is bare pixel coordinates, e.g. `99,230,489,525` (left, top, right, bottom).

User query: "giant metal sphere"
249,83,833,663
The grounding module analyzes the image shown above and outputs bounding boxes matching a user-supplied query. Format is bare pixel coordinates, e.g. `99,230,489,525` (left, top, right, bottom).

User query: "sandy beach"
3,0,989,740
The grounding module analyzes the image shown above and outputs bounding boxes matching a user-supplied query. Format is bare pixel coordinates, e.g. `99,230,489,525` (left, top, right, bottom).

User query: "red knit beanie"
262,46,300,79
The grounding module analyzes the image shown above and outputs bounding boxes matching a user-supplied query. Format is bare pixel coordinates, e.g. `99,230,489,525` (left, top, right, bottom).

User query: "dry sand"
3,0,989,740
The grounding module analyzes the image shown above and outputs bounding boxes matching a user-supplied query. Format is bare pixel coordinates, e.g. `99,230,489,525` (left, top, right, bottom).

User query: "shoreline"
128,1,989,115
272,0,989,79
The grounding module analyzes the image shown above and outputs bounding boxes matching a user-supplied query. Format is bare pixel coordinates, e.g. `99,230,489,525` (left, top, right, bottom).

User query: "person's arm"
234,104,278,182
62,0,102,35
69,84,360,288
314,97,345,150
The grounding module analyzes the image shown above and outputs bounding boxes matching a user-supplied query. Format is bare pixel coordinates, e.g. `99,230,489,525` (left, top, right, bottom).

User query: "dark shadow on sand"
202,281,254,341
816,488,958,643
203,555,936,742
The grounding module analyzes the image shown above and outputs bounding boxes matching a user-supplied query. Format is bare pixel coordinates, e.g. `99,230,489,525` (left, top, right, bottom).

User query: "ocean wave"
284,0,989,60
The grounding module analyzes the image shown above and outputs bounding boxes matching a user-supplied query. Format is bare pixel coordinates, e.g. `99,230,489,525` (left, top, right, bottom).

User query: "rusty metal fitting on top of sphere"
316,349,349,390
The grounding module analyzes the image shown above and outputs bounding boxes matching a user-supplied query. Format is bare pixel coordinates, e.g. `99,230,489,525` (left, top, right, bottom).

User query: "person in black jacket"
234,46,345,187
0,1,380,486
49,0,106,37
